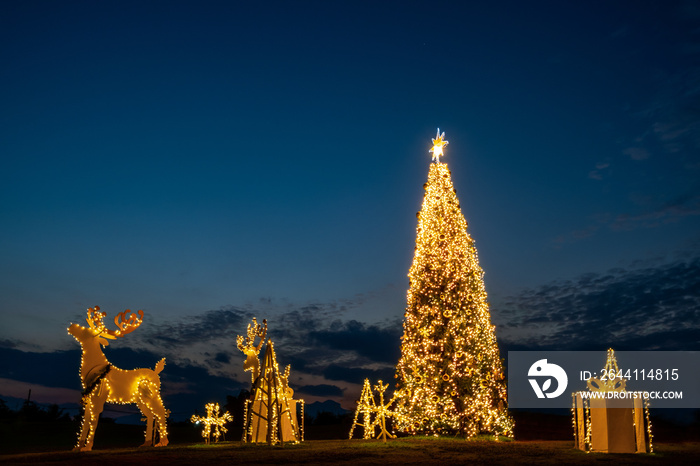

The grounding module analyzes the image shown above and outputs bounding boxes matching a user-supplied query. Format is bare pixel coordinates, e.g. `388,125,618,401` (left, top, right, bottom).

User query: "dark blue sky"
1,1,699,418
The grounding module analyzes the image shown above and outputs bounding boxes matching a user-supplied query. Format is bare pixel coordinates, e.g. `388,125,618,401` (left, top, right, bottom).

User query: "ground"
2,438,700,465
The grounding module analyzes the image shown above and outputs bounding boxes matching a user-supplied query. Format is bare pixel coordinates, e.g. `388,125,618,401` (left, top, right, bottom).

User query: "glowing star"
429,128,449,163
68,306,169,451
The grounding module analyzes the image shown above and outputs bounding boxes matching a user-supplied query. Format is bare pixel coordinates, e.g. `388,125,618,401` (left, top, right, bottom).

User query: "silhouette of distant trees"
0,398,72,423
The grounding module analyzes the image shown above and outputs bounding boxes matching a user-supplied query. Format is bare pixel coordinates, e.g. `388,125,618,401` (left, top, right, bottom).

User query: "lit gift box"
571,349,653,453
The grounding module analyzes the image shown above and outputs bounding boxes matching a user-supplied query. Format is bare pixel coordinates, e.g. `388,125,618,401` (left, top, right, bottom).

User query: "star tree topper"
430,128,449,163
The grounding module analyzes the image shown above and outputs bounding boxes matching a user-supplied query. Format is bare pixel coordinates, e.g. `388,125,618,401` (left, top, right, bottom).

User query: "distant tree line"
0,398,73,423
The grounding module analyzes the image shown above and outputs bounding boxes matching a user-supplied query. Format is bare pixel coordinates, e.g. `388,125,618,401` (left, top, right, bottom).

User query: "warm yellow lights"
237,318,267,383
429,128,449,163
394,135,513,438
587,348,627,393
572,349,653,453
350,379,404,442
191,403,233,444
237,319,303,445
68,306,169,451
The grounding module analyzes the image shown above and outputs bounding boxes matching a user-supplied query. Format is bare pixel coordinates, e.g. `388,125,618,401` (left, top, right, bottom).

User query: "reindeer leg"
151,395,169,447
136,397,155,447
137,378,163,447
74,396,92,451
77,385,108,452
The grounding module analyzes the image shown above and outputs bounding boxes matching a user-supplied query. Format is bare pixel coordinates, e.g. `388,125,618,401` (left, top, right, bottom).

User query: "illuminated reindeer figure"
236,318,301,444
236,317,267,382
68,306,169,451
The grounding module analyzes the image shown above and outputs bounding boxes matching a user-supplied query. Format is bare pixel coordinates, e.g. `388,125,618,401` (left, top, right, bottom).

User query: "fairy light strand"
68,306,169,451
394,131,513,438
191,403,233,444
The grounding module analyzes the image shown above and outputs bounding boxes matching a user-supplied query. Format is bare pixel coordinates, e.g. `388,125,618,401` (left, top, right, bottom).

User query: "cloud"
588,162,611,181
0,377,80,405
553,193,700,244
0,345,247,422
143,307,254,347
322,364,396,385
0,339,17,349
622,147,650,160
3,290,403,414
0,348,79,390
77,300,404,401
308,319,402,364
610,194,700,231
6,259,697,419
296,384,344,397
623,60,700,164
494,256,700,351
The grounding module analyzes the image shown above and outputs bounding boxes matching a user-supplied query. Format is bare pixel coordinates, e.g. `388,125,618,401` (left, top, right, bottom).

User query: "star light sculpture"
191,403,233,444
430,128,449,163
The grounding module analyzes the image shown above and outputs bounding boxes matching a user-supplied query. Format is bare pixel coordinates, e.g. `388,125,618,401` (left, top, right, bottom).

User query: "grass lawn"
2,438,700,465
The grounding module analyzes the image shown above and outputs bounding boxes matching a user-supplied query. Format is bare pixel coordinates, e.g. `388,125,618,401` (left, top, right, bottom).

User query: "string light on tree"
394,130,514,438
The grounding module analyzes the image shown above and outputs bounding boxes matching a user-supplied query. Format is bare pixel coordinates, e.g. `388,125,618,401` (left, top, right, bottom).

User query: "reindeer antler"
85,306,143,339
86,306,116,340
236,318,267,353
108,309,144,337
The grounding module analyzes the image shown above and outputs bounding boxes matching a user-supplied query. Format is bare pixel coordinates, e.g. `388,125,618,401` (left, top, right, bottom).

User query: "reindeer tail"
155,358,166,374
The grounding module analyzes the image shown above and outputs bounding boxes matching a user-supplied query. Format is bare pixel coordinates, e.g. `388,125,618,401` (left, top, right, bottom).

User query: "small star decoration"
430,128,449,163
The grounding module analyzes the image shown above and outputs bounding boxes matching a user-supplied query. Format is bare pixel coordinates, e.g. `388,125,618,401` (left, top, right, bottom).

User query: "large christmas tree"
394,130,513,438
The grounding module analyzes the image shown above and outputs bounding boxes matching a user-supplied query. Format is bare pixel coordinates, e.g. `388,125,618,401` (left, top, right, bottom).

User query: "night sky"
1,1,699,422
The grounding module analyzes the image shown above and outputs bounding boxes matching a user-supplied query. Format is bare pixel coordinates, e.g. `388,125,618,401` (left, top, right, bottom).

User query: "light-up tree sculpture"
349,379,404,442
394,130,513,438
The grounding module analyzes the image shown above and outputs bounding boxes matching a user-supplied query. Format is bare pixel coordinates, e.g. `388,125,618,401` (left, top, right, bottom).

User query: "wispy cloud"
554,194,700,245
126,300,401,401
494,256,700,351
588,161,611,180
622,147,650,160
610,194,700,231
5,258,698,419
622,56,700,164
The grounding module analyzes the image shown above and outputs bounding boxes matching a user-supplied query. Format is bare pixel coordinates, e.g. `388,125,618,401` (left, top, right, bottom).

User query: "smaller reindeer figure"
236,318,267,382
68,306,169,451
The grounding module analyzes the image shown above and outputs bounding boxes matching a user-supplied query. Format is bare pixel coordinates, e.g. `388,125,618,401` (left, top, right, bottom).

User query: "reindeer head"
68,306,144,347
236,318,267,378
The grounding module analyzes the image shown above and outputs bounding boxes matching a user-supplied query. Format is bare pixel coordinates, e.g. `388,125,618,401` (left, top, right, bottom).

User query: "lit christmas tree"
394,129,514,438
